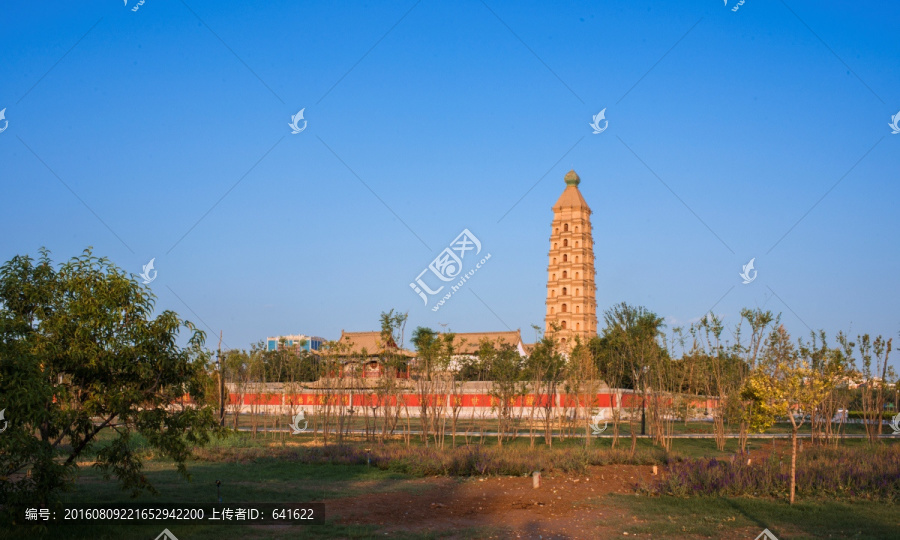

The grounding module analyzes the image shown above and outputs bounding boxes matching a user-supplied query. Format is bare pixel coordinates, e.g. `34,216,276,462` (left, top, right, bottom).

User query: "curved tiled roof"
442,330,523,355
324,330,415,358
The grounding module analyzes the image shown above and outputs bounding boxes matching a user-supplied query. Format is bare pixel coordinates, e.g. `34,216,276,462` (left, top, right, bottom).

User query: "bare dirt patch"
327,464,656,539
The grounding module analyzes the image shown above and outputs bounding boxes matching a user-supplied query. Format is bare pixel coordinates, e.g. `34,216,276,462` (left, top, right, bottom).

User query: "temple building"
545,170,598,349
325,330,415,379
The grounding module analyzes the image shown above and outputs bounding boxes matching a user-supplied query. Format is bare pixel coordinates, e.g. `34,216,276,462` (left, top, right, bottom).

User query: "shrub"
643,445,900,502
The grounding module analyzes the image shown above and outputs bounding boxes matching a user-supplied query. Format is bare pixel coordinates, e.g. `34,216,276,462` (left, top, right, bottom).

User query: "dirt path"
327,465,656,539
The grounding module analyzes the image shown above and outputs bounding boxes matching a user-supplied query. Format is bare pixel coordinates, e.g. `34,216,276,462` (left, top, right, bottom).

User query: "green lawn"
227,413,879,437
6,459,428,540
6,431,898,539
603,494,900,539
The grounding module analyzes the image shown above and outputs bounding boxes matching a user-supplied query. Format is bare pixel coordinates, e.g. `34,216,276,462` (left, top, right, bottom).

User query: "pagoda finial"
564,169,580,186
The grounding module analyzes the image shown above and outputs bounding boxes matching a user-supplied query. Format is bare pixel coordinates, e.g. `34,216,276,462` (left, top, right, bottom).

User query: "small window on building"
576,305,580,313
561,304,567,312
563,254,567,262
576,323,580,331
562,287,567,295
564,223,569,232
562,271,568,278
563,239,568,247
561,321,567,329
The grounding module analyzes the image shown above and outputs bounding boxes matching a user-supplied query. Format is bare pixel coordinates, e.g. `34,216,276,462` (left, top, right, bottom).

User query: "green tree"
595,302,666,454
377,309,409,444
379,309,409,377
525,334,565,446
411,326,439,445
569,339,601,449
0,249,220,521
849,334,896,441
799,331,850,445
480,340,525,446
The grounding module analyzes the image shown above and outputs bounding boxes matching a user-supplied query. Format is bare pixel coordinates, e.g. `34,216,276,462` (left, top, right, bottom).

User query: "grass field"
225,412,882,437
8,460,415,540
5,428,899,539
601,494,900,539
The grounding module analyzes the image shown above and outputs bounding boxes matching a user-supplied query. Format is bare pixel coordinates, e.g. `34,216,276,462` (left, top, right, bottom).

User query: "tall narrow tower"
545,170,597,349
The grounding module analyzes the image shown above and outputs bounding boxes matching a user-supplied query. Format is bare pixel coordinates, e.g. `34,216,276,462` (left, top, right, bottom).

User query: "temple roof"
440,330,525,355
324,330,415,357
553,170,591,211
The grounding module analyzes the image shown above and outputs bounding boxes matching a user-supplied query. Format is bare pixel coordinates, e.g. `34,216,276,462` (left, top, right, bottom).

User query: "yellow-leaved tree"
749,325,828,504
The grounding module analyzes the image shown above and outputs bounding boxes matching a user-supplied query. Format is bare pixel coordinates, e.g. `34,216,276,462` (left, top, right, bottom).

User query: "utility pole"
217,331,225,427
641,399,646,436
640,366,648,436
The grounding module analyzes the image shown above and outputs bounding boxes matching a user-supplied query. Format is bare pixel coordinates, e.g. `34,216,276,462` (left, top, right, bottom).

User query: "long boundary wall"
223,383,720,419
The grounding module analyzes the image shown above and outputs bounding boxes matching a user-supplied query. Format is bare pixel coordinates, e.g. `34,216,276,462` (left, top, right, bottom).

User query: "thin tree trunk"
790,426,798,505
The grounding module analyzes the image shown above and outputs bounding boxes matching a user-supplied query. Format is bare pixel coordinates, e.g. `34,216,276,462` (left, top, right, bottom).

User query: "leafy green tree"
569,339,601,448
480,340,525,446
411,326,439,445
411,327,439,371
376,309,409,444
594,303,666,454
524,335,565,446
799,331,850,444
379,309,409,376
222,348,252,429
411,327,456,447
0,249,220,521
848,334,896,441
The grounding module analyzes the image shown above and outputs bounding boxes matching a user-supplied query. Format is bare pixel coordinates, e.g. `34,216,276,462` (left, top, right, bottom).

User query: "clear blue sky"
2,1,898,358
